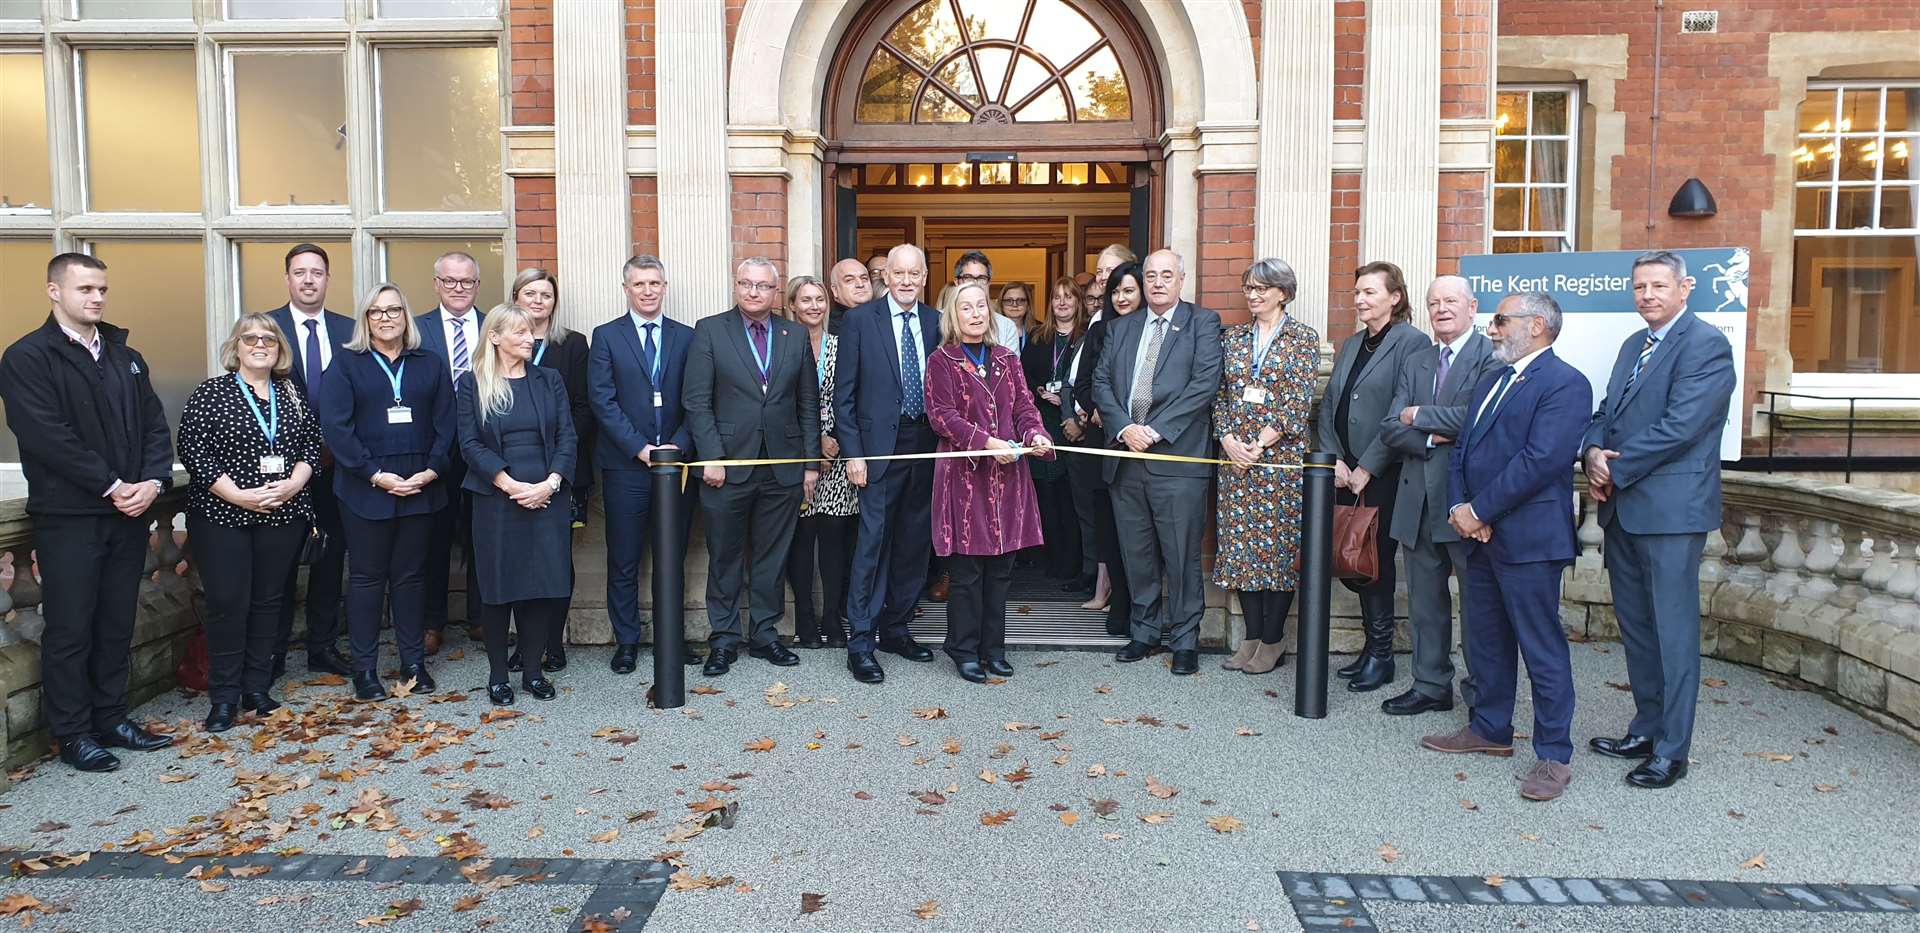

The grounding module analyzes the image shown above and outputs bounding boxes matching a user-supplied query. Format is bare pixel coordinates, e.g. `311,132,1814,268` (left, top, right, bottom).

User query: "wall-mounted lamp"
1668,177,1718,218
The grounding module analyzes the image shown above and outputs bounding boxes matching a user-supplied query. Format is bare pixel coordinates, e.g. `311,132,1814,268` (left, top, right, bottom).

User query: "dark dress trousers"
683,307,820,652
315,347,454,672
1021,331,1081,579
832,296,943,653
1447,348,1591,764
416,306,485,630
589,312,694,647
1068,314,1130,633
267,303,354,656
0,315,173,740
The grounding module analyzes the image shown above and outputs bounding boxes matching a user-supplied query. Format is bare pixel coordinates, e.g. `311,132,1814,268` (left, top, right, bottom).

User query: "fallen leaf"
1459,799,1479,812
1703,677,1728,688
668,870,735,892
199,880,230,893
940,738,961,755
31,821,69,833
453,894,485,912
800,892,826,914
1207,814,1245,834
230,866,269,878
896,735,919,748
1145,776,1178,799
1139,811,1173,824
744,737,776,752
978,768,997,784
1087,763,1107,778
1485,873,1505,887
1378,844,1401,864
1234,726,1262,737
980,809,1016,826
1059,811,1079,827
1745,751,1794,763
590,829,619,843
389,677,417,699
526,825,545,839
1740,852,1767,871
913,899,942,920
1004,765,1033,784
1727,810,1746,819
911,707,948,720
914,791,947,806
1813,783,1840,793
853,791,874,800
343,859,370,876
1088,798,1120,817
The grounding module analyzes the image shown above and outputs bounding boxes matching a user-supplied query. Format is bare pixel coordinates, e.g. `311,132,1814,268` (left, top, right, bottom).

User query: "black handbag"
298,524,330,565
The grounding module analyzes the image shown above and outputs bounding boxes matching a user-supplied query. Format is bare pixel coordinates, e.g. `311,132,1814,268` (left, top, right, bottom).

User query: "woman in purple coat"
927,282,1056,683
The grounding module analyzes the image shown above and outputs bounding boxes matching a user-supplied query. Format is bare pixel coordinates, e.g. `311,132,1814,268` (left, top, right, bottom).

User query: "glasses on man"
435,276,480,291
237,333,277,348
955,274,988,286
1490,312,1538,329
735,280,778,294
367,306,408,320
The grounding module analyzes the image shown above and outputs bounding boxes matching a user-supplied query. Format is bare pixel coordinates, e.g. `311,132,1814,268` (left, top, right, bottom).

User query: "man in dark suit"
1093,249,1223,676
683,257,819,677
834,244,942,684
589,254,695,675
1420,292,1590,803
0,253,176,772
1377,275,1500,716
827,258,872,334
413,251,486,654
1583,250,1736,789
265,243,355,677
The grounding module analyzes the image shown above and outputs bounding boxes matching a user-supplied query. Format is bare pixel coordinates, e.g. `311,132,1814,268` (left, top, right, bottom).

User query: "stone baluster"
1764,514,1806,601
1576,488,1604,571
1858,534,1898,616
1800,519,1840,602
1831,524,1870,609
148,507,184,576
2,544,43,646
1700,515,1729,584
1730,509,1769,588
1883,537,1919,630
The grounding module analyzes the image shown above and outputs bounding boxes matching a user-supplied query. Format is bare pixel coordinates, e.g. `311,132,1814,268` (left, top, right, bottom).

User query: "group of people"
3,241,1733,802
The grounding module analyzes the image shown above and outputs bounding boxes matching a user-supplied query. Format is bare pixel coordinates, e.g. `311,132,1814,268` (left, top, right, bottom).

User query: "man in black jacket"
0,252,176,773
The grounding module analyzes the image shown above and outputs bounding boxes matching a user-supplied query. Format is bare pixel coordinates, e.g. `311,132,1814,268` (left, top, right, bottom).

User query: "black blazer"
315,346,454,521
588,313,694,470
456,366,578,496
533,329,593,475
683,307,820,486
0,316,173,516
265,304,354,401
1021,331,1075,420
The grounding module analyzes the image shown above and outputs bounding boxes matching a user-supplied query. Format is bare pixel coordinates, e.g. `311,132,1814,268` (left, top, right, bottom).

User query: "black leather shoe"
306,645,352,676
242,692,282,715
879,638,935,662
270,652,287,681
399,663,436,694
203,704,236,734
955,659,988,683
542,647,568,672
1382,689,1454,716
1336,654,1368,678
1115,640,1154,663
102,720,172,752
1346,655,1395,693
487,682,515,706
1170,650,1199,675
826,621,848,649
985,658,1014,678
522,677,557,701
1626,756,1688,788
353,670,388,701
703,648,737,677
506,651,524,673
58,736,120,773
1589,734,1656,759
848,651,885,684
610,644,639,675
749,643,801,667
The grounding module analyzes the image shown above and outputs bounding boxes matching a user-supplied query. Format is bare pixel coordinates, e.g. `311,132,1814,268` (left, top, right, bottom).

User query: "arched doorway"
821,0,1166,304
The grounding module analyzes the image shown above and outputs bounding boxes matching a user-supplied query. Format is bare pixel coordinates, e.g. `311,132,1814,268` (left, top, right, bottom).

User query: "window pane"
932,55,980,106
1492,236,1552,254
1838,87,1880,133
973,47,1011,103
857,47,920,123
228,0,348,19
232,51,347,210
1018,161,1049,184
1794,185,1831,230
379,47,501,211
1878,185,1917,230
1493,187,1524,231
918,87,970,123
0,0,39,19
886,0,964,71
1014,82,1067,122
1529,140,1568,183
0,240,53,461
236,240,355,315
1493,140,1525,184
378,0,496,16
1887,89,1914,132
79,0,192,16
1836,187,1875,228
978,161,1010,185
1025,0,1101,69
905,163,935,187
1058,162,1087,185
1883,137,1915,182
1793,140,1834,182
1530,90,1569,135
81,240,207,433
1005,51,1051,105
1798,89,1836,133
939,163,971,186
1791,236,1920,373
1093,161,1124,184
82,50,202,212
1495,91,1527,135
1069,46,1129,120
1838,138,1878,182
381,238,505,316
961,0,1024,42
0,53,49,210
865,164,898,185
1529,187,1567,231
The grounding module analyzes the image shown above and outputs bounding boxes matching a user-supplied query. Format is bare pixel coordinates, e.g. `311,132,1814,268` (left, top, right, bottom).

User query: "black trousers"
1092,488,1132,636
481,598,566,684
276,469,345,656
944,552,1013,664
1236,589,1296,644
787,512,856,641
424,483,476,631
340,510,433,672
34,512,148,739
191,516,304,704
1033,472,1080,578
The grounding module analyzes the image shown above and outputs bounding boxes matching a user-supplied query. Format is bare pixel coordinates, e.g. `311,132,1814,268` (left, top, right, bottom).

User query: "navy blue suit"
415,306,485,631
833,295,941,653
264,304,355,658
1447,347,1591,764
588,311,695,646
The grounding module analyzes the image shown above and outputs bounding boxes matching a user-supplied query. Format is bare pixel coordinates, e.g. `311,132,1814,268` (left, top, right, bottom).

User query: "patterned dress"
1211,314,1320,592
801,333,857,517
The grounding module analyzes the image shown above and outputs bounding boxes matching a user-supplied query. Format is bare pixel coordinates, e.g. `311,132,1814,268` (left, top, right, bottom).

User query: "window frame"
1488,82,1581,255
221,43,353,216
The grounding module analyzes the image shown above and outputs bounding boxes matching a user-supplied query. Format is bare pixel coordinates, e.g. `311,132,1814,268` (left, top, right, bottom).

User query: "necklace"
962,342,989,378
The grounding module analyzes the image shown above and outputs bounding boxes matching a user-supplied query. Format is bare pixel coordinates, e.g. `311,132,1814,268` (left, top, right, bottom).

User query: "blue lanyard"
645,324,663,385
815,337,828,388
373,352,406,403
235,373,278,448
963,342,989,373
1251,315,1286,378
532,338,547,367
744,319,773,383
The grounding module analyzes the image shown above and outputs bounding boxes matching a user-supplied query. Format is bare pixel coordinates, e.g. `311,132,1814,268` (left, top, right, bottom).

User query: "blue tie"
643,322,660,441
899,310,924,418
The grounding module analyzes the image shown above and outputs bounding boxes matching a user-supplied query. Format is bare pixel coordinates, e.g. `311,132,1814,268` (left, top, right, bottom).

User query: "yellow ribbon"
661,445,1318,490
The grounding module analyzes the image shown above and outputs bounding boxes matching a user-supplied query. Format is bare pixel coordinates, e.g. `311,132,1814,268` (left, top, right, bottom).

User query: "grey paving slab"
1366,902,1920,933
0,877,596,932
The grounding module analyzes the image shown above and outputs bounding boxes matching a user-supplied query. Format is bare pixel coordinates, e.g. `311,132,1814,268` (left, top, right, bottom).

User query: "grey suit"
1091,302,1223,650
1379,332,1499,700
1583,310,1735,761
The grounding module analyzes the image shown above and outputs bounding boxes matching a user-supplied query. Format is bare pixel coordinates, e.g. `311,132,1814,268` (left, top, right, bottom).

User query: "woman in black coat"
1067,260,1145,637
508,269,590,673
457,305,577,706
1021,276,1088,581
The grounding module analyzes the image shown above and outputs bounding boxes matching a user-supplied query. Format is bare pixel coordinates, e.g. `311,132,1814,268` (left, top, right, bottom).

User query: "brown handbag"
1333,503,1380,584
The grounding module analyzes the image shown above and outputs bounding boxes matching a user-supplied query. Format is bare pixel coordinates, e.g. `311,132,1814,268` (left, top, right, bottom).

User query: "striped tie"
1623,334,1658,394
451,317,471,377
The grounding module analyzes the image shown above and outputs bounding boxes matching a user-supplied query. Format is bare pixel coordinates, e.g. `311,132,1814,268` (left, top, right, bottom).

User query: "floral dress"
802,333,857,517
1211,314,1320,592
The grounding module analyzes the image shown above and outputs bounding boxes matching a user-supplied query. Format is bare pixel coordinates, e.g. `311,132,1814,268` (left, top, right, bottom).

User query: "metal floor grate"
906,565,1126,647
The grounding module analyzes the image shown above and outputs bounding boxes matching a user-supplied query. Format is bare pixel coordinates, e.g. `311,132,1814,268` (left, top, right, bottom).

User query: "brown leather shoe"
423,629,442,656
928,572,950,601
1419,725,1514,757
1220,640,1258,671
1518,760,1573,801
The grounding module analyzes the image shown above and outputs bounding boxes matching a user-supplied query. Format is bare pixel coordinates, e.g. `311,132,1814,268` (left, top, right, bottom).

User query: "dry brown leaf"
1485,873,1505,887
590,829,619,843
1207,814,1245,834
1703,677,1728,688
941,737,961,755
980,809,1016,826
744,737,776,752
896,735,920,748
700,780,738,793
1145,776,1178,799
1139,811,1173,824
1378,843,1401,864
343,859,369,876
526,825,545,839
668,870,735,892
1459,799,1480,812
1234,726,1261,737
800,892,826,914
914,791,947,806
229,866,269,878
853,791,874,800
1745,751,1794,763
913,899,942,920
1087,763,1107,778
1004,765,1033,784
978,768,998,784
1059,811,1080,827
157,773,196,784
1813,783,1840,793
198,880,230,893
452,894,484,912
911,707,948,720
1740,852,1767,870
690,684,723,695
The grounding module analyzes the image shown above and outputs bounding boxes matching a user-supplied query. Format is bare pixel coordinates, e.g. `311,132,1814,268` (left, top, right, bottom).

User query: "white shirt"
1131,304,1177,390
59,322,102,361
1471,344,1550,426
629,309,665,374
439,307,480,381
886,293,927,374
1066,310,1102,387
992,314,1021,352
290,306,332,377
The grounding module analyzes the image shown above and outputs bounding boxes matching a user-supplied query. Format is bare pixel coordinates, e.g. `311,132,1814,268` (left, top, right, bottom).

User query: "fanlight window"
857,0,1131,125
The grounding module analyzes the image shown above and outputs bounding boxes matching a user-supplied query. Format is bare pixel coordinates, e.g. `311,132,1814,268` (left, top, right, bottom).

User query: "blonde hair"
783,275,827,323
472,304,534,423
510,268,567,344
939,282,992,346
345,283,421,353
219,312,294,379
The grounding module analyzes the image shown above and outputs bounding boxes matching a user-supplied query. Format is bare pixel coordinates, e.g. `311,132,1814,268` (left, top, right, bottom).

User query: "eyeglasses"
1000,296,1029,305
1490,312,1539,328
735,280,778,294
238,334,277,348
367,306,407,320
1242,284,1276,298
955,275,989,286
435,276,479,291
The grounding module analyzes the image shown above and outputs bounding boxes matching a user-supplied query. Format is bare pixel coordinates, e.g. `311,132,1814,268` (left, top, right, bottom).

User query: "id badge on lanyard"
375,354,412,423
237,373,287,473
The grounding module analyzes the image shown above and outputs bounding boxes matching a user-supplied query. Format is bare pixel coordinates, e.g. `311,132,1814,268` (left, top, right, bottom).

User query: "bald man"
828,258,872,335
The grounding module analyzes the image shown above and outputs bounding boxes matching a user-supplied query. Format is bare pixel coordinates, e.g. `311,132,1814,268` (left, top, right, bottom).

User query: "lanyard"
532,338,548,367
1052,337,1069,376
814,337,828,388
745,320,773,383
235,373,278,449
963,342,989,374
373,352,406,403
1251,316,1284,378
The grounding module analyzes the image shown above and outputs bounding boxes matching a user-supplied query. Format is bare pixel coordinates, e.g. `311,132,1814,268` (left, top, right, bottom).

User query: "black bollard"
1294,451,1337,719
649,448,687,709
